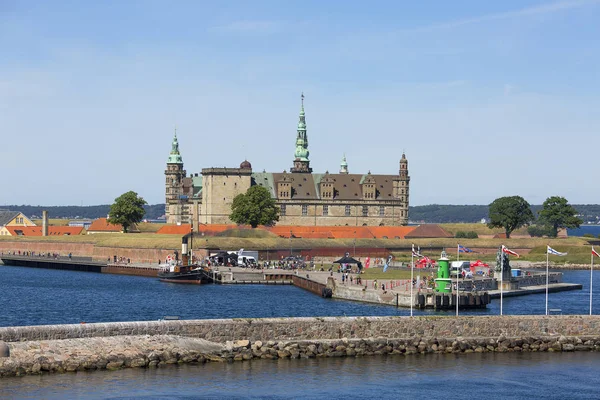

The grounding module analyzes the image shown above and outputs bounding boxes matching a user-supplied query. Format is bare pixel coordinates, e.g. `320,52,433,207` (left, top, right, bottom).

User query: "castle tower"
339,153,349,174
165,130,186,221
290,93,312,173
398,152,410,223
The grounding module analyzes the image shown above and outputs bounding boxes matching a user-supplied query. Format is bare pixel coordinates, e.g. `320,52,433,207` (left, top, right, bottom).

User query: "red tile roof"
171,224,418,239
87,218,139,233
6,226,84,236
156,224,192,235
368,226,416,239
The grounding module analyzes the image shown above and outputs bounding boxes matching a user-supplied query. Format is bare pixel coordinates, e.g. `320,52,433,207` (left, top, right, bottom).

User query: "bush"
466,231,479,239
455,231,467,238
528,225,550,237
583,233,595,238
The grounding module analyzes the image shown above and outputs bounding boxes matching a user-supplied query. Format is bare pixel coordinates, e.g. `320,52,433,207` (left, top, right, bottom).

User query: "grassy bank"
0,234,591,263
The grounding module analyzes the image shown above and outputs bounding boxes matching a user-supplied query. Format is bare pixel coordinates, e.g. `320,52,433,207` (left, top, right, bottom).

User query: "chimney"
42,210,48,236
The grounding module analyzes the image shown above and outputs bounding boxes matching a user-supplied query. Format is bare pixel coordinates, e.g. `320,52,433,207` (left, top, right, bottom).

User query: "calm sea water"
568,225,600,237
1,352,600,399
0,265,599,398
0,265,596,326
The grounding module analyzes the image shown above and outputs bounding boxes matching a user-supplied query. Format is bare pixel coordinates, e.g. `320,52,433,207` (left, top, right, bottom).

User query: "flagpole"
545,246,549,316
456,245,459,317
591,249,594,316
410,247,414,317
500,251,503,316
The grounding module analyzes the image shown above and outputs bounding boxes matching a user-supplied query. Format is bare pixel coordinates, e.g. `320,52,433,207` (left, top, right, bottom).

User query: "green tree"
487,196,534,239
108,191,147,233
538,196,582,238
230,186,279,228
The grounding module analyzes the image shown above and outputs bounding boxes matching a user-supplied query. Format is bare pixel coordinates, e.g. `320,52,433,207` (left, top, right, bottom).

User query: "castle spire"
291,93,312,173
340,153,349,174
167,129,183,164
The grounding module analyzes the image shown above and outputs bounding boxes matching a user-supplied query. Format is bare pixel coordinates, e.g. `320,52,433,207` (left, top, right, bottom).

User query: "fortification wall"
0,240,208,264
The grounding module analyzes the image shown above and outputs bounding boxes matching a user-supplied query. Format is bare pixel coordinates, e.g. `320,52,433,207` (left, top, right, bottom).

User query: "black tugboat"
158,232,212,284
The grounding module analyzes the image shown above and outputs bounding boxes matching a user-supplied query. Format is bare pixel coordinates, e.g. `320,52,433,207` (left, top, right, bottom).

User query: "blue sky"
1,0,599,207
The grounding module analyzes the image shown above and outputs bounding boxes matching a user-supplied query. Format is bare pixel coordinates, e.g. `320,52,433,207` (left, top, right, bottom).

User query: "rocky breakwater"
0,335,225,377
2,315,600,377
2,334,600,377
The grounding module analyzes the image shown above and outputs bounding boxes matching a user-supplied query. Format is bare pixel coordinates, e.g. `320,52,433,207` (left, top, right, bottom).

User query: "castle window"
380,206,385,216
323,205,328,216
302,205,308,216
362,206,368,217
345,205,351,216
401,210,404,217
280,204,286,216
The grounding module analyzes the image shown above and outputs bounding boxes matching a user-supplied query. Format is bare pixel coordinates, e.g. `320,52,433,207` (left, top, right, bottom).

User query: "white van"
450,261,472,278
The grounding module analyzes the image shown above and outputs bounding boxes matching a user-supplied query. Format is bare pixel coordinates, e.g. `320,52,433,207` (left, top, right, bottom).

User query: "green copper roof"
251,172,276,198
167,130,183,164
294,93,310,161
340,154,348,167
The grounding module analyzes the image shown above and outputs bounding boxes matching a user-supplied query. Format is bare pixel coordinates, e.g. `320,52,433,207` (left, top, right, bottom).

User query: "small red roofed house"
87,218,139,234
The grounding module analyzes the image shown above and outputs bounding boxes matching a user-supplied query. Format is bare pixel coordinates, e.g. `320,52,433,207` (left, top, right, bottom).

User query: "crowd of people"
1,250,68,259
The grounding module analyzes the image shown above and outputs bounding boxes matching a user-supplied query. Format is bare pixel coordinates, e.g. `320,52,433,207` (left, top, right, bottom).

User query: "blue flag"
458,245,473,253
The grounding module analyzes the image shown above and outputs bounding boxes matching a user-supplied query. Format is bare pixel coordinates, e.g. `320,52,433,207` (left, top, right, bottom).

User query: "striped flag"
501,245,519,258
458,244,473,253
412,244,423,258
593,247,600,258
547,246,567,256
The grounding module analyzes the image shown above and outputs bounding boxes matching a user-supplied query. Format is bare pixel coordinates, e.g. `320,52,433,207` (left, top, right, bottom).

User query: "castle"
165,95,410,229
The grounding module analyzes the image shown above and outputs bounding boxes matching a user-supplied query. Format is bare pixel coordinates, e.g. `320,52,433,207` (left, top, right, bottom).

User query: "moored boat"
158,262,211,284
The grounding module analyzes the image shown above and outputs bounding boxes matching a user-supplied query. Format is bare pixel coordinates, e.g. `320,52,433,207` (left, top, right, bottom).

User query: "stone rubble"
1,334,600,377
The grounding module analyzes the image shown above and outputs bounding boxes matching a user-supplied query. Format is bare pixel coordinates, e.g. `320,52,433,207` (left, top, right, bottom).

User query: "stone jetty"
1,315,600,377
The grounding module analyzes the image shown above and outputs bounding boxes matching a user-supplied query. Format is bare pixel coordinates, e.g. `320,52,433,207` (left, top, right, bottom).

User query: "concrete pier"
489,283,583,298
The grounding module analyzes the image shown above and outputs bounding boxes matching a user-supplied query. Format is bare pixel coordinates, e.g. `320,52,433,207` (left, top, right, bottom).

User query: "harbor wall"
2,315,600,343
